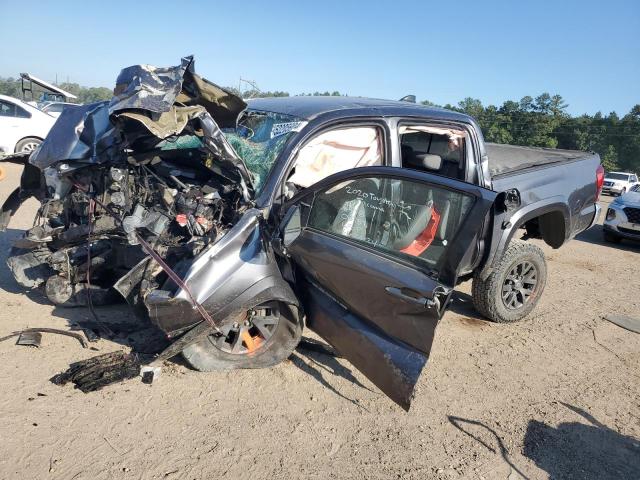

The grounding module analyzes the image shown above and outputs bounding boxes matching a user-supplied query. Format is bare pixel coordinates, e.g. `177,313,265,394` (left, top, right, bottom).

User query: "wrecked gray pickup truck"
0,57,602,409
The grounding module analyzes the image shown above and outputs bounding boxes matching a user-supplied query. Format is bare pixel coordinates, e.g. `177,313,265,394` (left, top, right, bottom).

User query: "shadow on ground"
449,403,640,480
448,415,531,479
448,291,493,324
290,345,377,409
523,403,640,480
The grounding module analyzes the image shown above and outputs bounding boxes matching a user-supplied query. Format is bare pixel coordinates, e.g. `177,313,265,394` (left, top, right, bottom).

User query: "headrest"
415,154,442,171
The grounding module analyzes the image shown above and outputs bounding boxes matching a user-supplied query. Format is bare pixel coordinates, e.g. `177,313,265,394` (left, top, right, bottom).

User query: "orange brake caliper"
241,329,263,353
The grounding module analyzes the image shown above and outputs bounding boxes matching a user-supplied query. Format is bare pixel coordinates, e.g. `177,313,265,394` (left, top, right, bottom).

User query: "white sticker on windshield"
271,121,307,138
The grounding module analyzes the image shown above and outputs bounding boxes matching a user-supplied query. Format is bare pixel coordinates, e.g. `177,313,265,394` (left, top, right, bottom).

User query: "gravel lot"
0,162,638,480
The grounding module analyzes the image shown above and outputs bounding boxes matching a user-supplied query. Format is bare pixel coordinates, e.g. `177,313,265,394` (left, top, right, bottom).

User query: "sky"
0,0,638,116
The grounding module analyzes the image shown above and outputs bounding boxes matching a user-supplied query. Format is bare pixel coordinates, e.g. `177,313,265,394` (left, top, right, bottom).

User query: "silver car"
604,184,640,243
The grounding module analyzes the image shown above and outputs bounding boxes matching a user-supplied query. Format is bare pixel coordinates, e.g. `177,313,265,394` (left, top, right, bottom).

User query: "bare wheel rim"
207,303,280,355
20,141,40,153
501,260,538,310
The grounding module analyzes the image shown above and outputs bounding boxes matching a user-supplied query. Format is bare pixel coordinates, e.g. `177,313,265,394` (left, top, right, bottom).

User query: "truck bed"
486,143,590,177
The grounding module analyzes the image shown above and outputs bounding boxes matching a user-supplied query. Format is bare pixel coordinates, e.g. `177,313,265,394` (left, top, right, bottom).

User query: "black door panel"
281,166,496,408
301,280,426,411
289,230,444,354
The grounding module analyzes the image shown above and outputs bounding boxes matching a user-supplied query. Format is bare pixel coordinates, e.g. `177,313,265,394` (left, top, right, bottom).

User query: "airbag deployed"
288,127,382,187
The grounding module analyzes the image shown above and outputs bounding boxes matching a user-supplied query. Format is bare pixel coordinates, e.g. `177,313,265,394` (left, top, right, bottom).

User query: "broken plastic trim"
0,328,87,348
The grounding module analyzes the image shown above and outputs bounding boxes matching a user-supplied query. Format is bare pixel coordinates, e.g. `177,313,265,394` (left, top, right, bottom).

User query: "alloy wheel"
20,141,41,153
501,261,538,310
209,304,280,355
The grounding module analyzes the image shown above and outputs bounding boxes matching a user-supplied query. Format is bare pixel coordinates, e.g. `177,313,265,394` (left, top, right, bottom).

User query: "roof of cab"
246,96,473,123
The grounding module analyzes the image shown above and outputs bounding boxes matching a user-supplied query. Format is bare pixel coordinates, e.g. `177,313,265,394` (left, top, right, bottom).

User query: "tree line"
436,94,640,173
1,76,637,173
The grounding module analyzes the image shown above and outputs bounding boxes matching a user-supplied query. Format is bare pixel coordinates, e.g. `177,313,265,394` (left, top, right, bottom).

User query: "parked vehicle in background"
20,73,78,104
39,101,77,118
602,171,639,196
0,94,57,154
603,183,640,243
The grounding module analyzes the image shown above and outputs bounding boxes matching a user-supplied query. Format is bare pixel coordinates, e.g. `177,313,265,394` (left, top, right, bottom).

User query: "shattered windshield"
223,110,305,192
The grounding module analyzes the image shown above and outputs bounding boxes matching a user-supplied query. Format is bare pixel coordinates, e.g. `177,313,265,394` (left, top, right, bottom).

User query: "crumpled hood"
29,56,254,193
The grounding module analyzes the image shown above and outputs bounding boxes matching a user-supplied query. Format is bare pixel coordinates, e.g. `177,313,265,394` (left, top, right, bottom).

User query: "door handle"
384,286,438,309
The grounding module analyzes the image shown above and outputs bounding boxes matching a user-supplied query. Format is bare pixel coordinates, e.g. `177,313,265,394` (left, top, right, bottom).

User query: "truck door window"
307,175,473,267
399,125,465,180
288,126,383,189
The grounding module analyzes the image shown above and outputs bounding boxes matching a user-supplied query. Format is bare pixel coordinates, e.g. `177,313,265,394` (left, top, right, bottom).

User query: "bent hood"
29,56,254,192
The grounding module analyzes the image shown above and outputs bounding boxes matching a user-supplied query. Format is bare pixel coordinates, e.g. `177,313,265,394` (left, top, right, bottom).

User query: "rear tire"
603,230,622,243
472,241,547,323
15,137,42,154
182,302,302,371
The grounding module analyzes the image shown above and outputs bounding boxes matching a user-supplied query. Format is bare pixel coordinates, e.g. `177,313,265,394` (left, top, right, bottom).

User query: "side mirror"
282,205,302,248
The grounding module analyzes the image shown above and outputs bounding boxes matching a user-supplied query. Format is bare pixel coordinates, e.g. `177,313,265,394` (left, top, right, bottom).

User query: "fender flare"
479,196,569,279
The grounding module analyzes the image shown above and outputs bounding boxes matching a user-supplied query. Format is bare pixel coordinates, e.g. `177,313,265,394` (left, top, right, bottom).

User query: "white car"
603,184,640,243
0,94,57,155
39,101,77,118
601,171,639,196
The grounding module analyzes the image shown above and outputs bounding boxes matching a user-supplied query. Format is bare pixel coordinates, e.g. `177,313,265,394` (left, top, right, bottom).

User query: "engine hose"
84,195,114,337
73,183,223,336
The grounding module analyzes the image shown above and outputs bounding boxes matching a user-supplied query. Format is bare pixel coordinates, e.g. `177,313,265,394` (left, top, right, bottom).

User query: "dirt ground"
0,162,638,480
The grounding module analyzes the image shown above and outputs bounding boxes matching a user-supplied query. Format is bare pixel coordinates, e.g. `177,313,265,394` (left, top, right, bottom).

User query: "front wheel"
15,137,42,154
182,301,302,371
472,241,547,323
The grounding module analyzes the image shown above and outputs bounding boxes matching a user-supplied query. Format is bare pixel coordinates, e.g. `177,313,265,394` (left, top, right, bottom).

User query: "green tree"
457,97,484,119
601,145,619,171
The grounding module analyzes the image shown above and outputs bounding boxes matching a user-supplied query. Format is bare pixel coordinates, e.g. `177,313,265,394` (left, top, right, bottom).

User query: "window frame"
396,119,471,182
14,104,31,118
0,100,31,119
265,118,393,210
0,101,16,117
392,118,484,186
300,170,479,279
285,122,389,186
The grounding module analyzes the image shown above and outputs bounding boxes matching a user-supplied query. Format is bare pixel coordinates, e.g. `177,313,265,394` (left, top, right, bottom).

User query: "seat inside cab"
398,126,471,264
399,126,466,181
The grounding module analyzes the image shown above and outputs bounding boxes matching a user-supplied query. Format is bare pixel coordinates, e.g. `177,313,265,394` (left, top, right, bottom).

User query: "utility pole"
238,77,261,99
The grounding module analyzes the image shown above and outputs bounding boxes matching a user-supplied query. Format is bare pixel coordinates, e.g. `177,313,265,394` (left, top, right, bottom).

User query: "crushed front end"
2,56,255,337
